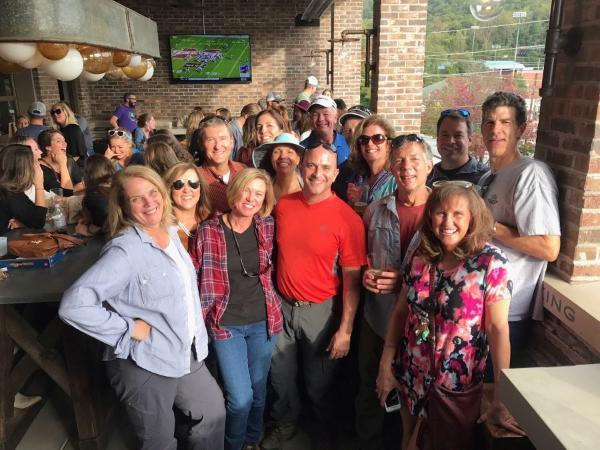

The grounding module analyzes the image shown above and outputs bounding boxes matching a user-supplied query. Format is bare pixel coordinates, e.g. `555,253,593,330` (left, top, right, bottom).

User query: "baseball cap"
293,100,310,112
266,92,285,103
252,133,305,169
28,101,47,118
339,105,372,125
306,75,319,87
309,95,337,110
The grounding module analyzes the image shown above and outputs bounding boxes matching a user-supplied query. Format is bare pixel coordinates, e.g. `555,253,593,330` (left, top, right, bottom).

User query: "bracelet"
493,221,497,234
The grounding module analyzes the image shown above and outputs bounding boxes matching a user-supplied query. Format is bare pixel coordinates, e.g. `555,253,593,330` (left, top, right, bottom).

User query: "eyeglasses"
440,108,470,118
172,179,201,190
432,180,474,190
478,173,496,198
391,134,424,149
226,217,272,278
50,108,63,116
357,134,388,146
306,142,337,153
108,129,132,140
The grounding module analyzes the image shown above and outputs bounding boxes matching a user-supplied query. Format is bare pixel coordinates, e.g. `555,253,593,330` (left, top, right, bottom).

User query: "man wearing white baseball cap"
300,95,351,166
295,75,319,104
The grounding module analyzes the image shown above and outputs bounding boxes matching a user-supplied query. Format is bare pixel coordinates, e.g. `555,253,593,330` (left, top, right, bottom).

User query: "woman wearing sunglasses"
190,168,282,450
105,128,144,171
49,102,87,168
345,115,397,208
377,181,521,450
163,162,212,251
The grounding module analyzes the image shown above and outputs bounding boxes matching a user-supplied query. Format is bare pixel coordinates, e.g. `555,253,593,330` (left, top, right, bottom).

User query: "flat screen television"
169,34,252,83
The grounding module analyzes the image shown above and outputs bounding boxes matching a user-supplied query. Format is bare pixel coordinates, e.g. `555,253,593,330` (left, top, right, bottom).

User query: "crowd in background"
0,77,561,450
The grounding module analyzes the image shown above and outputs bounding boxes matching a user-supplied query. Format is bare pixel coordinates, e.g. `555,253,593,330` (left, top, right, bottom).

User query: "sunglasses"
108,129,132,140
391,134,424,148
306,142,338,153
440,108,470,118
432,180,474,190
357,134,388,146
172,179,201,190
50,108,63,116
478,173,496,198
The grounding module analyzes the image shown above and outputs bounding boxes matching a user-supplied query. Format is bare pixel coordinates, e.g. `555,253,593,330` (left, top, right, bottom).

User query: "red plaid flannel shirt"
190,213,282,340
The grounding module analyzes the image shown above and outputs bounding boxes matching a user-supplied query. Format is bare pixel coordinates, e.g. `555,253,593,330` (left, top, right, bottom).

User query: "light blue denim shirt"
59,225,209,378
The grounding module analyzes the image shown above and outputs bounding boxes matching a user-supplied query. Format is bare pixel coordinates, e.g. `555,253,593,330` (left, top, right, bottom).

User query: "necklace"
178,221,192,237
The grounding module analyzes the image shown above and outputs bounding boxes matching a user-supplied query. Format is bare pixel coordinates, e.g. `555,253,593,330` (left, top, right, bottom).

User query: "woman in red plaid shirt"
190,168,282,450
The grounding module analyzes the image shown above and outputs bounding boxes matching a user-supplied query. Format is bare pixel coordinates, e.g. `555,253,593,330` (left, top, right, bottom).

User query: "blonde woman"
191,168,281,450
49,102,87,166
182,110,205,149
59,166,226,449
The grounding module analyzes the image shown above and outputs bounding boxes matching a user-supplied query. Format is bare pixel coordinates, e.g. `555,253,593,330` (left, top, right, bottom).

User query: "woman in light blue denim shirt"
59,165,225,450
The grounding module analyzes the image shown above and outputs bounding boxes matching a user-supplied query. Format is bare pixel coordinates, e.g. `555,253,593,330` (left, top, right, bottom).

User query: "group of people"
1,82,560,450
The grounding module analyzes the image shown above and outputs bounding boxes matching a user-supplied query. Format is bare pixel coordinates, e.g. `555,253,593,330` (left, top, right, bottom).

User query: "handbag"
8,232,84,258
414,265,484,450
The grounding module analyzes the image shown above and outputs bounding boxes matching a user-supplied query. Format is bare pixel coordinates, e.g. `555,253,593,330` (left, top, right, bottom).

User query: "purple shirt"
112,104,137,132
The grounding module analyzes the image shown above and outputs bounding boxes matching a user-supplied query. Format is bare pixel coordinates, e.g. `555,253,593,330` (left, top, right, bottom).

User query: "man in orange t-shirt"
262,143,366,449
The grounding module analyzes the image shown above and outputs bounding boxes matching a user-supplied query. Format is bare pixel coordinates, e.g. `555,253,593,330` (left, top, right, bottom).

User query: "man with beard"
427,109,487,186
110,93,138,132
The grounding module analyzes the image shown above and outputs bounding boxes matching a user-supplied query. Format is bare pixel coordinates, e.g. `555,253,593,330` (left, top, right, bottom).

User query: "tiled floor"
15,388,360,450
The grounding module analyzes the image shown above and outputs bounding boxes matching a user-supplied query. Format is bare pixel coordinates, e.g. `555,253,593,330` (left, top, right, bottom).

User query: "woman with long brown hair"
37,129,84,196
377,182,522,450
164,162,212,250
0,144,47,234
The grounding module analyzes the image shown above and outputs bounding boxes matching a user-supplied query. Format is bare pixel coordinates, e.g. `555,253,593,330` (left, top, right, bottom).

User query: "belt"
288,299,312,307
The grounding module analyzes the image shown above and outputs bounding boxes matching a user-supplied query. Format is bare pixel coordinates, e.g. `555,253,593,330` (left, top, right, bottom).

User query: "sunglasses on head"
307,142,337,153
108,129,132,140
440,108,470,118
357,134,388,146
432,180,474,190
50,108,63,116
391,134,424,148
172,179,201,190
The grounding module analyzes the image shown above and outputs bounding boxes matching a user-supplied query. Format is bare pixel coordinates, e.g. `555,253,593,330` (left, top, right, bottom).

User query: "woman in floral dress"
377,181,523,450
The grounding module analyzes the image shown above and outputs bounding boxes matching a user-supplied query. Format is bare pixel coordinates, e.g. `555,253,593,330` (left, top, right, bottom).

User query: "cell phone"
384,389,402,413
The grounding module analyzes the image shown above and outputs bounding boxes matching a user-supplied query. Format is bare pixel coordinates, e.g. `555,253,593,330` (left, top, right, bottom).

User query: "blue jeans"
211,321,276,450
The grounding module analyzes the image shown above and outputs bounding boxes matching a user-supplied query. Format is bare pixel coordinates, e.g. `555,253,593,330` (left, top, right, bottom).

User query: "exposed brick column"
33,70,60,108
370,0,427,132
318,0,362,105
535,2,600,281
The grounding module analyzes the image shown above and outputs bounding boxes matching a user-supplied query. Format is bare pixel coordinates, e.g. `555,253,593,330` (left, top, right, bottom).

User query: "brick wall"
370,0,428,132
56,0,362,123
535,0,600,281
33,70,60,109
319,0,362,106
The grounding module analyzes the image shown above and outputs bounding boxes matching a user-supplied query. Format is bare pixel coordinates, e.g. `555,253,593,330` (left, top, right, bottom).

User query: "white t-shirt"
164,239,197,340
480,156,561,321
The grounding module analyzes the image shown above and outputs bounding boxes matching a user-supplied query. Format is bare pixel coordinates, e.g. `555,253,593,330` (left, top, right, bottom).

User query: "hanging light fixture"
0,0,160,82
